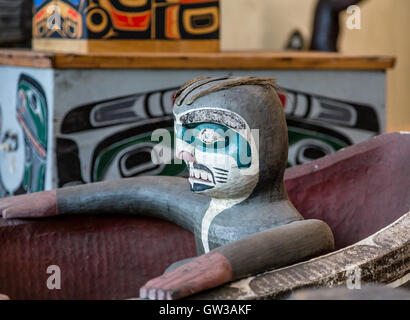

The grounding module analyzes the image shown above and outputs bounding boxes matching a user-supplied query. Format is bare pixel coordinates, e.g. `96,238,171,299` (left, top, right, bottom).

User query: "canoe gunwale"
193,211,410,299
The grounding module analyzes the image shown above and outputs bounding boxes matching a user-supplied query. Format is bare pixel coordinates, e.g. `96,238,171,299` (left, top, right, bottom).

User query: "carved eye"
197,128,225,145
28,91,39,113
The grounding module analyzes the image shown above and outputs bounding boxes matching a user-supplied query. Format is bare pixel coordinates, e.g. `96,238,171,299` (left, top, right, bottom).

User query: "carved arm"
140,219,334,300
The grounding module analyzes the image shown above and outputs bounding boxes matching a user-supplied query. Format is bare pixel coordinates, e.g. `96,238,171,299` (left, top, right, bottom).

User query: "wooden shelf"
0,49,396,70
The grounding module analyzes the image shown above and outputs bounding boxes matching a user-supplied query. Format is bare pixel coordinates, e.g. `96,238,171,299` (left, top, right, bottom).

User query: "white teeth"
189,168,213,183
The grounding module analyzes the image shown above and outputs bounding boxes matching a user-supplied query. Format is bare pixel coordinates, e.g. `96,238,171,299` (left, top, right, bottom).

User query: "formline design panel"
0,67,386,196
32,0,220,53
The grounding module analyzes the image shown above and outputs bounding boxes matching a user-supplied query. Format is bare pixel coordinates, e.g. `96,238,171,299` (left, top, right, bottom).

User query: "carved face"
174,107,259,199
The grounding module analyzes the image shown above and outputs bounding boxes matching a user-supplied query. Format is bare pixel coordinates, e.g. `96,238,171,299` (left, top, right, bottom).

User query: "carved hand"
0,293,9,300
140,252,232,300
0,190,57,219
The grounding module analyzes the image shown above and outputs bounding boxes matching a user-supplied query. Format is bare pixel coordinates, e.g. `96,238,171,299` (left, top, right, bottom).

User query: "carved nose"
177,151,196,163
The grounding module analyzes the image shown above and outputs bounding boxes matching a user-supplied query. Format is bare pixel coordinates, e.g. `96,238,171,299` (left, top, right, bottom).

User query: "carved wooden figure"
0,77,335,300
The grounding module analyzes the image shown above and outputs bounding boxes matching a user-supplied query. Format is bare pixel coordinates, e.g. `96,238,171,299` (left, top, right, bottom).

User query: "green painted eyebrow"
175,123,252,168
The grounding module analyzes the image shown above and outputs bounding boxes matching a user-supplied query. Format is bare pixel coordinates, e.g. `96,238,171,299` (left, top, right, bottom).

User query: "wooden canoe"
0,132,408,299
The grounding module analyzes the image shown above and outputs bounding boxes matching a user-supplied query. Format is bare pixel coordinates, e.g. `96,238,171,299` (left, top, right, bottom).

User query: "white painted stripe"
201,196,247,253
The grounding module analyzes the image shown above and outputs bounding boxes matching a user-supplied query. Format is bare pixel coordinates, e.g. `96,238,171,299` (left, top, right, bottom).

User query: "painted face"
174,108,259,199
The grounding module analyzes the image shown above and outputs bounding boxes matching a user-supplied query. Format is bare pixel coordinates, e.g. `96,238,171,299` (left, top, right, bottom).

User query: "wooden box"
32,0,220,53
